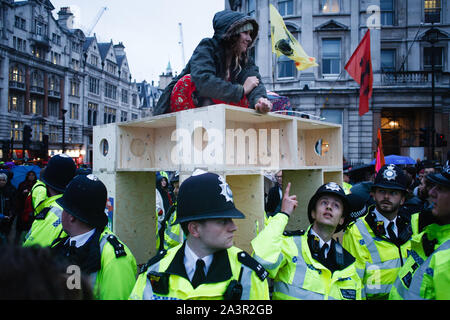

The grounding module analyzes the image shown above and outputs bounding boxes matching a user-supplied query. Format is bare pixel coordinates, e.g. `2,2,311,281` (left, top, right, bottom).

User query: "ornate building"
228,0,450,164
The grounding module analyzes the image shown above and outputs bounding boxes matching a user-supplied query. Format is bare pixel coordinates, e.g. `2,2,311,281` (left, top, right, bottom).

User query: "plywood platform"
94,104,343,264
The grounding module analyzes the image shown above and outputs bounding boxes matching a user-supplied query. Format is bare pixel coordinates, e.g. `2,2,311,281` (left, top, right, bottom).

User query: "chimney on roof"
113,42,125,56
57,6,74,29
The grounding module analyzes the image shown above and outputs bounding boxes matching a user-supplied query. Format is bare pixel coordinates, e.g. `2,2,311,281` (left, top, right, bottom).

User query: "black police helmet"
372,164,407,192
42,154,76,193
56,174,108,228
307,182,350,224
426,161,450,188
173,171,245,224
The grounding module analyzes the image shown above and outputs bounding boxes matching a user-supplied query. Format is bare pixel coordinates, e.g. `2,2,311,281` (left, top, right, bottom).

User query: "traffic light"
419,128,430,146
23,125,32,148
41,134,49,160
436,133,447,147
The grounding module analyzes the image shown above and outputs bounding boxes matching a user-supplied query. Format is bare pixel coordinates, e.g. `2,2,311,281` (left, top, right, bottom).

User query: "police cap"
426,161,450,188
307,182,350,224
372,164,407,192
42,154,76,193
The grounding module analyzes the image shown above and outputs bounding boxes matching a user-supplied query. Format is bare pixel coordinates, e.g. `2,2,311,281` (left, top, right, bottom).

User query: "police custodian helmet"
173,170,245,224
42,154,76,193
372,164,407,191
307,182,350,224
56,174,108,228
426,161,450,188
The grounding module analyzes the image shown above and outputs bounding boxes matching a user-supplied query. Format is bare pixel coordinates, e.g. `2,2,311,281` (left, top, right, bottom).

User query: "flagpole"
321,68,346,109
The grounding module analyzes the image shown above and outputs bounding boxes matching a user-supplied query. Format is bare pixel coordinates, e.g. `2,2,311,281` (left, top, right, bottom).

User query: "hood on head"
213,10,258,46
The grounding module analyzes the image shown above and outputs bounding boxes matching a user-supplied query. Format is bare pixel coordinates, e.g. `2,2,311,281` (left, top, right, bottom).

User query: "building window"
121,89,128,104
381,49,396,72
68,127,78,143
132,113,138,120
48,100,59,117
9,65,24,84
13,37,27,52
8,95,24,113
278,0,293,16
32,123,43,142
11,121,23,141
31,46,45,59
247,0,256,17
424,47,443,71
88,102,98,126
106,62,117,75
322,38,341,75
51,51,61,65
132,94,138,107
424,0,441,23
29,98,43,115
88,77,100,95
70,80,80,96
49,125,59,142
104,107,116,124
105,83,117,100
35,20,47,36
14,16,26,30
321,109,342,125
381,0,394,26
121,111,128,122
72,41,81,53
320,0,340,13
69,103,79,120
278,55,295,78
52,33,61,45
90,54,99,67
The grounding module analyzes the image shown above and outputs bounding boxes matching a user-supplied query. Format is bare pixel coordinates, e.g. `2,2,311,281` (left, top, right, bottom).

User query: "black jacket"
154,10,268,115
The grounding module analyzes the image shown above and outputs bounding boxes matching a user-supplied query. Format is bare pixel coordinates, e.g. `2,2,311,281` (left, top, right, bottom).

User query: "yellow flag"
269,4,318,71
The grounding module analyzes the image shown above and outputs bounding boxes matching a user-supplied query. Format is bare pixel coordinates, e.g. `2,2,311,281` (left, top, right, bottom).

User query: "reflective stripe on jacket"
342,208,412,299
389,223,450,300
252,214,363,300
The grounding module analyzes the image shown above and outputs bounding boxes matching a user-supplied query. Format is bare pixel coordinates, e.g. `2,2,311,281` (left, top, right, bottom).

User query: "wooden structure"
93,104,343,264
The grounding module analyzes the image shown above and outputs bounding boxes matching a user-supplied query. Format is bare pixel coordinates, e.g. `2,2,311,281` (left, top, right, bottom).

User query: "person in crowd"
252,182,363,300
265,170,283,217
0,173,16,244
342,164,414,299
0,245,93,300
390,162,450,300
130,170,269,300
153,9,271,115
51,174,137,300
14,170,38,242
23,154,76,247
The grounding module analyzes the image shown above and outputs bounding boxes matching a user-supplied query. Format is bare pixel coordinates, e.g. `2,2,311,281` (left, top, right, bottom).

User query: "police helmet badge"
325,182,341,192
218,175,234,203
86,174,99,181
383,165,397,181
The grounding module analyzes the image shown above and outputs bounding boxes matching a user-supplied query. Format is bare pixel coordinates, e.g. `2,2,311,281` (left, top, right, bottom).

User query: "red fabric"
375,128,385,173
344,29,373,116
170,74,249,113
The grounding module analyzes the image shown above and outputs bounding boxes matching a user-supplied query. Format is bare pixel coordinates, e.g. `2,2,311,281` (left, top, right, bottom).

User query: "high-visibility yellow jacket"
23,194,67,247
51,227,137,300
30,179,47,214
342,205,413,299
129,242,269,300
251,214,364,300
389,223,450,300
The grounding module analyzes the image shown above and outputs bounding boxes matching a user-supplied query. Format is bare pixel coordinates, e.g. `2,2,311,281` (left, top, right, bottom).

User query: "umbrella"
370,154,416,166
9,165,41,189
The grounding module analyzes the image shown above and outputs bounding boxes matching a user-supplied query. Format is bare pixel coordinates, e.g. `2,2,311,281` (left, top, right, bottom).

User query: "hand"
281,182,298,216
255,97,272,114
243,76,259,96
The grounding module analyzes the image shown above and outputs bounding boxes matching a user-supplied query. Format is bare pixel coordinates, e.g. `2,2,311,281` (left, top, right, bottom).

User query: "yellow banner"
269,4,318,71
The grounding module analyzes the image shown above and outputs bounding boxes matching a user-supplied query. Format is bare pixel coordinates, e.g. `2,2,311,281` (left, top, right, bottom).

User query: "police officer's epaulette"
283,230,305,237
106,234,127,258
237,251,268,281
140,249,167,274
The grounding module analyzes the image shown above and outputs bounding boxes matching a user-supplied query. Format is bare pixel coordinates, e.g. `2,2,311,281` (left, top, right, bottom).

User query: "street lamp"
62,109,67,153
423,26,440,160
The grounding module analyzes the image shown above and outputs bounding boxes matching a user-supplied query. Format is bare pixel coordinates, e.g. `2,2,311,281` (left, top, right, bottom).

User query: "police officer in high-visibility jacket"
343,164,413,300
252,182,364,300
51,174,137,300
390,162,450,300
23,154,76,247
130,170,269,300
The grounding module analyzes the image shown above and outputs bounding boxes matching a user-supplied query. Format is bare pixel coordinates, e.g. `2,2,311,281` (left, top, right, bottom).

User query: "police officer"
51,174,137,300
252,182,363,300
390,162,450,300
23,154,76,247
130,170,269,300
342,164,413,300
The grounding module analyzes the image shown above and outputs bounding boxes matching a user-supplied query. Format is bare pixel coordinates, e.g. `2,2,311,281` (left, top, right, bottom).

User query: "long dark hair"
223,33,249,79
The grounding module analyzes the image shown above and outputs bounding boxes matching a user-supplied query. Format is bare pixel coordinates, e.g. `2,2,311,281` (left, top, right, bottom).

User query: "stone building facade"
0,0,139,165
228,0,450,164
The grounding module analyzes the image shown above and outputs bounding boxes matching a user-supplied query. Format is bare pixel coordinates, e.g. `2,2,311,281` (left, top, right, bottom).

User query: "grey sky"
50,0,225,84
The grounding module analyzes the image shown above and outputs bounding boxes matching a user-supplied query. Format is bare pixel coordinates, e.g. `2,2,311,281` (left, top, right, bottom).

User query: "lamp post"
62,109,67,153
423,26,440,160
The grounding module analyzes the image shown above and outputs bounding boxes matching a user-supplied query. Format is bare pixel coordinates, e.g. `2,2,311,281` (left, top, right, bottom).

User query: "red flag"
375,128,385,173
345,29,373,116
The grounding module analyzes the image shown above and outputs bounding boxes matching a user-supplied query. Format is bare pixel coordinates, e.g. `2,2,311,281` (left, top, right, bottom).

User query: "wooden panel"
323,170,343,186
303,127,342,167
226,174,264,253
283,169,324,231
93,123,117,172
115,171,156,265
